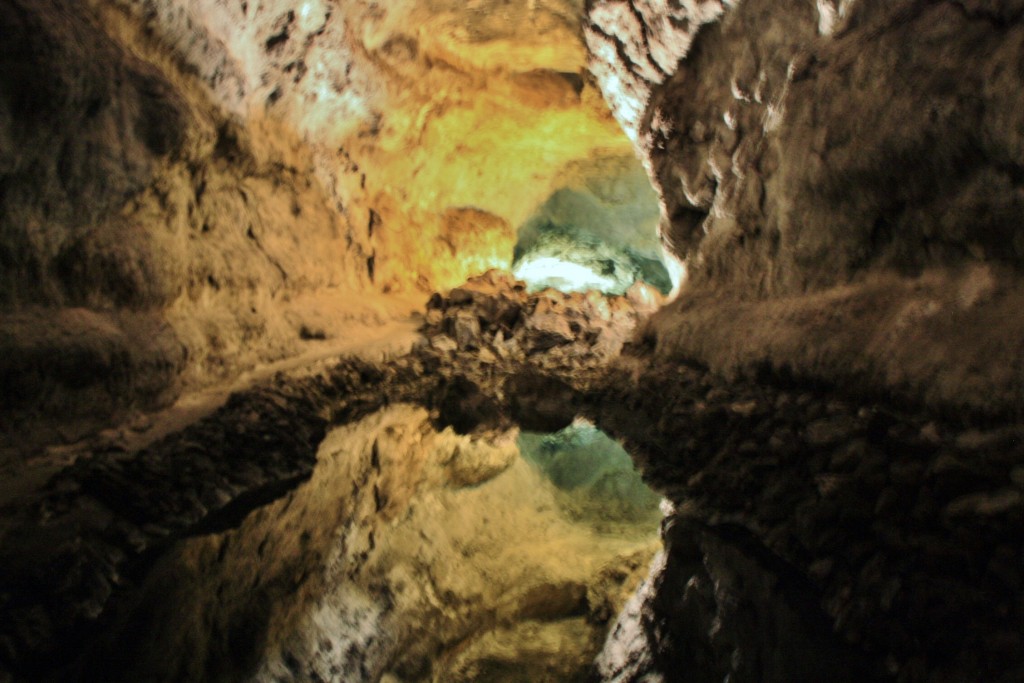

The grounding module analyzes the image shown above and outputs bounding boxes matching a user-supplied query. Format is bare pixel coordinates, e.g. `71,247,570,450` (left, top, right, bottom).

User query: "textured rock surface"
586,0,1024,416
112,407,655,683
2,273,1021,683
97,0,634,292
0,0,385,450
420,269,661,371
5,2,1024,683
586,352,1023,683
581,5,1024,679
0,357,396,680
1,0,637,451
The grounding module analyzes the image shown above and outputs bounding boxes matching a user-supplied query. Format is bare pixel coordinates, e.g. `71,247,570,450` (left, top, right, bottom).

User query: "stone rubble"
419,269,660,377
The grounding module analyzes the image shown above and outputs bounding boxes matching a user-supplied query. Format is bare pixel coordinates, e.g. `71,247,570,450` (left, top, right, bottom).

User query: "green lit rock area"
512,155,671,295
518,422,662,531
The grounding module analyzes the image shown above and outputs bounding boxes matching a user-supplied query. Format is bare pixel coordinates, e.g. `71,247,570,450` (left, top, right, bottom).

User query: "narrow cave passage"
517,422,662,531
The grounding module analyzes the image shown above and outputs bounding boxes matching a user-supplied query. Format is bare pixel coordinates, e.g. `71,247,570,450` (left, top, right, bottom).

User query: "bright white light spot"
297,1,326,33
513,257,619,293
663,247,687,299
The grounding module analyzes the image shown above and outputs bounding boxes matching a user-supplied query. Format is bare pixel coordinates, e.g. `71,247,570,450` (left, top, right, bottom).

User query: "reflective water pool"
100,406,662,683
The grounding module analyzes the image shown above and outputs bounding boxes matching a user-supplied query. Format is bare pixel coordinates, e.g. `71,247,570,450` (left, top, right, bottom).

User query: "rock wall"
104,0,635,293
0,0,380,449
586,354,1023,683
586,0,1024,417
583,3,1024,681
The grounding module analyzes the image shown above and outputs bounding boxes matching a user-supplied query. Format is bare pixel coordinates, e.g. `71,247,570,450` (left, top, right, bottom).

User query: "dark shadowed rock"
524,311,575,351
436,375,507,435
506,371,579,433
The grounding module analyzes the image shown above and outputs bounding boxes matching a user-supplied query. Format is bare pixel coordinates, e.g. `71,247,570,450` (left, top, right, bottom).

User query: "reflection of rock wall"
105,406,657,682
586,0,1024,416
0,279,659,681
597,518,873,683
518,423,663,528
588,356,1024,683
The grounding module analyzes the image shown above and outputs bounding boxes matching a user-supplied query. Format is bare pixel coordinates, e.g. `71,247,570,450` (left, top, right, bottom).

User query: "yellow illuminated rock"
0,0,640,437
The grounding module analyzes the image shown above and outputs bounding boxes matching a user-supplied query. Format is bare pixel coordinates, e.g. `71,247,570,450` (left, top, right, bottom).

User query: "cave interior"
0,1,1022,682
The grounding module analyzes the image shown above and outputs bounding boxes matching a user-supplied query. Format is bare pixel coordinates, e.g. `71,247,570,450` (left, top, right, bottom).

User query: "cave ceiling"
126,0,641,269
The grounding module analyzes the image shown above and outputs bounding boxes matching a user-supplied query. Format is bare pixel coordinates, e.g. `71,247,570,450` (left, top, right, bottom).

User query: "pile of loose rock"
418,269,661,370
410,270,665,434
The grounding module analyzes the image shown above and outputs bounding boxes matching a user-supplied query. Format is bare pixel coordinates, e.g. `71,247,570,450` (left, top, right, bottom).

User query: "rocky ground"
0,272,1021,682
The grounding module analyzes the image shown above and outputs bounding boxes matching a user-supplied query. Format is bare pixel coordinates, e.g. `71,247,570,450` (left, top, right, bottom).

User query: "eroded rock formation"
586,0,1024,416
583,2,1024,680
589,351,1023,683
0,0,377,447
